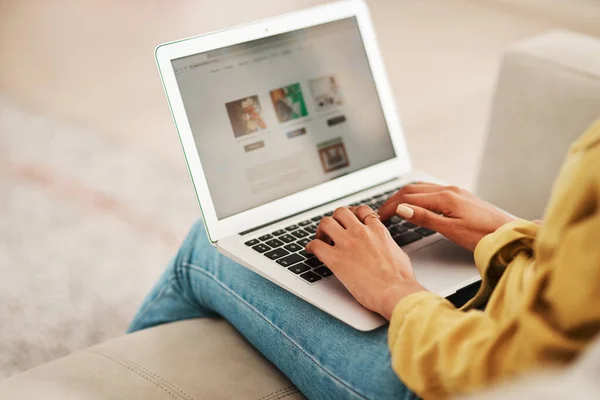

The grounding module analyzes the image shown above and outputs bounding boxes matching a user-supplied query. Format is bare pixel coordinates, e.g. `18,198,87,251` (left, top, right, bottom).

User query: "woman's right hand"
377,183,516,252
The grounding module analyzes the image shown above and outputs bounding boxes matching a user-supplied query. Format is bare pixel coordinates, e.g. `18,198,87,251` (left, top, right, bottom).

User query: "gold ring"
361,212,381,224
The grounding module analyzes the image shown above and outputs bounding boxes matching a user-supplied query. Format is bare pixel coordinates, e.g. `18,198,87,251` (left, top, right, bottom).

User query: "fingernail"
396,204,414,219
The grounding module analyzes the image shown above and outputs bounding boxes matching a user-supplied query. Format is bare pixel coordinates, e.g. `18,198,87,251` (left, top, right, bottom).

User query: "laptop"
155,0,480,331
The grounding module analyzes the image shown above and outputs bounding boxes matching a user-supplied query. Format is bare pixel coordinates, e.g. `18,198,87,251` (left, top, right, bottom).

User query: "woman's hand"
378,183,515,252
306,205,427,320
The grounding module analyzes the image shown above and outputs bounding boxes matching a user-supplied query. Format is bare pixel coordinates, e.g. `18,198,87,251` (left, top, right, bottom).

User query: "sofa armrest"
0,319,305,400
475,30,600,220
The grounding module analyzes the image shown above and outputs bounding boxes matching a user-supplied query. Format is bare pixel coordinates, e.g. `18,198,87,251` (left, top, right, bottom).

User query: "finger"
332,207,362,230
401,182,444,192
378,183,444,220
306,239,336,265
353,205,381,226
315,216,346,244
378,197,402,221
395,203,449,231
400,193,451,215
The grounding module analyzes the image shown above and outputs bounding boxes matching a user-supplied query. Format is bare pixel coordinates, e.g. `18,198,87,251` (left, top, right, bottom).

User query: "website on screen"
172,17,395,219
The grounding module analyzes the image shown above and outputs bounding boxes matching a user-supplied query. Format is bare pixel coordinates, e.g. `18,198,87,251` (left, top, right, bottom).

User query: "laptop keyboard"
244,186,437,284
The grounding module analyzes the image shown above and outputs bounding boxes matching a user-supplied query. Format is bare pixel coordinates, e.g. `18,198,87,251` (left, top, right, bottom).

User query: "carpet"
0,95,200,379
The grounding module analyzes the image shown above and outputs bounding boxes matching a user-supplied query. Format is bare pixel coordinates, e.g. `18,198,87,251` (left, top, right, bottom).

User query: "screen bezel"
155,0,411,242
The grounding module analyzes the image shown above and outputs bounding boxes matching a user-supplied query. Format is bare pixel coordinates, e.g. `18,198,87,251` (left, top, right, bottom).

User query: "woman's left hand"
306,205,428,320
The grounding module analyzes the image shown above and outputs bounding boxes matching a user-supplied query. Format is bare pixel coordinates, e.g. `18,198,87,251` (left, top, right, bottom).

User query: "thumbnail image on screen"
270,83,309,123
225,96,267,138
309,75,344,112
172,17,396,219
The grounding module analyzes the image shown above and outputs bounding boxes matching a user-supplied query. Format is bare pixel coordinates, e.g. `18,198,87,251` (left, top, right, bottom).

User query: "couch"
1,30,599,399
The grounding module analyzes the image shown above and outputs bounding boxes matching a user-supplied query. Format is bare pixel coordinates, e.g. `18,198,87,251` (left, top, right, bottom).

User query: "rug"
0,95,200,379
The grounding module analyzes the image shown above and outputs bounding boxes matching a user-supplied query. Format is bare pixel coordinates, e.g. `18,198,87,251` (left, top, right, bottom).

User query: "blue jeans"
130,221,463,399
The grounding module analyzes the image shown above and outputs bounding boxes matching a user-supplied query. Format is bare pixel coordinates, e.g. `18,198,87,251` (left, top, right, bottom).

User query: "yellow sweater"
388,120,600,399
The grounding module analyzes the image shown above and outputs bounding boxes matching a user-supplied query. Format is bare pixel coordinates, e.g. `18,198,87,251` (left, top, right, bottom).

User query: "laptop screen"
172,17,395,219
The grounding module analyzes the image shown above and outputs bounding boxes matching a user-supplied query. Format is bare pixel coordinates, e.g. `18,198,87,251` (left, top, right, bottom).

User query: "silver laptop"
155,0,480,331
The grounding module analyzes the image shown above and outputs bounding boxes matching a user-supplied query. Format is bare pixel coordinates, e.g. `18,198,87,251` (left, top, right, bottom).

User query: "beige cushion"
0,319,305,400
475,30,600,219
462,335,600,399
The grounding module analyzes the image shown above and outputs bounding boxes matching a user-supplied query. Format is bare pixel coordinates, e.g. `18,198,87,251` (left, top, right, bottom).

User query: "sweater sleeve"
461,219,539,310
387,221,540,398
388,121,600,399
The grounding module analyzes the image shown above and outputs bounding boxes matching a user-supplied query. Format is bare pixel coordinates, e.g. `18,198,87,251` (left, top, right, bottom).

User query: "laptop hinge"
239,177,399,236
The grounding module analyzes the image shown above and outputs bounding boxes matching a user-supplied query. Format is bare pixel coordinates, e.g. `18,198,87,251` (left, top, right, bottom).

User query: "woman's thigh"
131,221,417,400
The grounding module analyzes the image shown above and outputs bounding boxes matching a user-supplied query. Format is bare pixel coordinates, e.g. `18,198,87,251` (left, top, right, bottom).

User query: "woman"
129,121,600,399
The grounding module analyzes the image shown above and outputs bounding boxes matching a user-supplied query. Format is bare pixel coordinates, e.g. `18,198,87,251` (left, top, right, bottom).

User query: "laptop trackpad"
408,238,479,295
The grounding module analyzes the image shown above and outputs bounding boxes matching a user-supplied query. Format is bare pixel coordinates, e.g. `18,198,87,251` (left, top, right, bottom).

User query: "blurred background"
1,0,599,380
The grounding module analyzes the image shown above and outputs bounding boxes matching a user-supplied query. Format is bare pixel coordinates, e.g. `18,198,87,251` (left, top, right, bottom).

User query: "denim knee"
177,219,210,261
